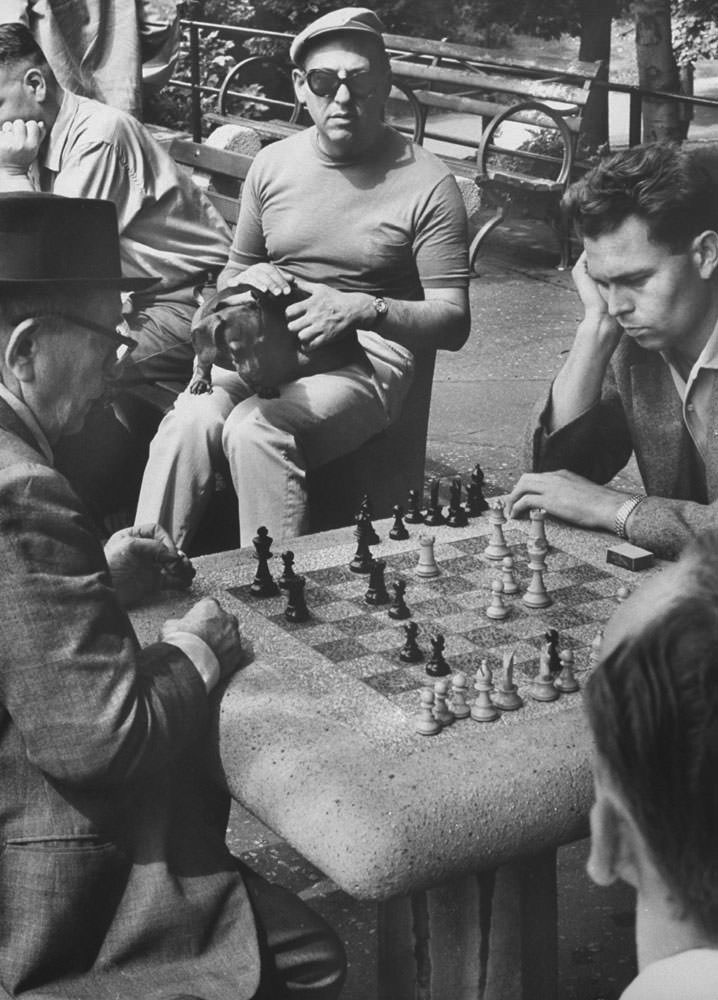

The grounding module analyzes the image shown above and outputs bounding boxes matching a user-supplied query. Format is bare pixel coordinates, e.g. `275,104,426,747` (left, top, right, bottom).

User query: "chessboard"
225,518,637,737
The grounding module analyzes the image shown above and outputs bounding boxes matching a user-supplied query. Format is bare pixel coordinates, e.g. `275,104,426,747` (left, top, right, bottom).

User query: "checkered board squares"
228,531,618,718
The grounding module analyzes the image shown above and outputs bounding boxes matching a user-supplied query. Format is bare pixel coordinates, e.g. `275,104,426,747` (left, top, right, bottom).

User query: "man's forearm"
352,289,470,353
0,168,33,192
548,318,619,432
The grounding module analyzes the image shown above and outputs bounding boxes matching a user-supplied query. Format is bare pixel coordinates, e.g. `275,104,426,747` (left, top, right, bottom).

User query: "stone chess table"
131,513,661,1000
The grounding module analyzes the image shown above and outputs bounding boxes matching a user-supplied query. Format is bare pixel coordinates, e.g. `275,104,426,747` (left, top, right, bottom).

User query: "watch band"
614,494,645,539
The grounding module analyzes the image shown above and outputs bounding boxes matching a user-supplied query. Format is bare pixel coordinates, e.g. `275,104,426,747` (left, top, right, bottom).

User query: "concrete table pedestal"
378,851,557,1000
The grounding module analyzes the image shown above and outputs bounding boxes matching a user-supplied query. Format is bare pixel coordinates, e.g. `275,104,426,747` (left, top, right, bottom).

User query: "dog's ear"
191,311,226,357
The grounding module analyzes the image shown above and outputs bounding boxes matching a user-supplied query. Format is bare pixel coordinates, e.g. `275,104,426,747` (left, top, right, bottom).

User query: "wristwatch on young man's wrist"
614,494,646,539
372,296,388,325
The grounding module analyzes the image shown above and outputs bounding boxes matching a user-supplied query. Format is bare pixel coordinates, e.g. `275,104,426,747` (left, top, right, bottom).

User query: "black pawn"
358,494,380,545
278,550,297,589
285,575,309,623
426,632,450,677
545,628,560,675
405,488,424,524
388,578,410,620
350,514,373,574
365,558,390,605
467,463,490,516
423,477,446,526
389,504,409,540
250,525,279,597
446,476,469,528
399,621,422,662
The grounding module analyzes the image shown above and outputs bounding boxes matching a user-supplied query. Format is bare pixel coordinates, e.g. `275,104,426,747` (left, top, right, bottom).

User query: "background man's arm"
0,119,44,191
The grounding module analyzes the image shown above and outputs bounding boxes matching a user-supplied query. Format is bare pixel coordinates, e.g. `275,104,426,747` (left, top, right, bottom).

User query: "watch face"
374,297,388,316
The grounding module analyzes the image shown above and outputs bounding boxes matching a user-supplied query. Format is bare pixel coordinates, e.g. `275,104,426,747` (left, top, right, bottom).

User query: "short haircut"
0,23,46,69
562,142,718,252
585,530,718,936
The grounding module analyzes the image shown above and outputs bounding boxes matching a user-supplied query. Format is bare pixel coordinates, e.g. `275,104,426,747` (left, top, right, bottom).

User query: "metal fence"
171,18,718,149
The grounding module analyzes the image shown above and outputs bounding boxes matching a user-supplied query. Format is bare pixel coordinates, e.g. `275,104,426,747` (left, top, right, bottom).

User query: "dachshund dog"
189,283,360,399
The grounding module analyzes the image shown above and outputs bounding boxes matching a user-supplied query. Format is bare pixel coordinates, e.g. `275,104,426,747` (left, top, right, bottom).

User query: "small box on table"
606,541,655,572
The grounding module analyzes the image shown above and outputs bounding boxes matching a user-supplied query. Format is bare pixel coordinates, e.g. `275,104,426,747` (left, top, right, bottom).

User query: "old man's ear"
5,318,41,382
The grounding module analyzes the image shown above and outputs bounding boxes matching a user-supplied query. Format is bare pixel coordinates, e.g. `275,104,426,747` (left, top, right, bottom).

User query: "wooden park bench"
154,136,439,548
384,34,606,269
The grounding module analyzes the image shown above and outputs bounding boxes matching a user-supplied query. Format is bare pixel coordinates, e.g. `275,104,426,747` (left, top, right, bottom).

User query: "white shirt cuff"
161,630,221,692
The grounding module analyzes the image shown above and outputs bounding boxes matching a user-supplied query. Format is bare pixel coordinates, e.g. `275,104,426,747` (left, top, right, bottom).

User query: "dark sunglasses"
304,68,378,100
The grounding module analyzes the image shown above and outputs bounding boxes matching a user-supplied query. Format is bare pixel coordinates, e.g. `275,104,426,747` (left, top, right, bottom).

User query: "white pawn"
501,555,519,595
450,671,471,719
529,507,548,550
485,500,510,561
415,687,441,735
416,534,440,578
522,548,552,609
471,660,499,722
433,677,454,726
528,648,560,702
486,578,509,620
555,648,579,693
492,650,523,711
588,629,603,668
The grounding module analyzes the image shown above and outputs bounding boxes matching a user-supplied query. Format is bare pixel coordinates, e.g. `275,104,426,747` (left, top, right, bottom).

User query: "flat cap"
290,7,386,66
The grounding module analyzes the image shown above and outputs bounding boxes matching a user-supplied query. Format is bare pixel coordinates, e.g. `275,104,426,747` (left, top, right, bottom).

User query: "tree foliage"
671,0,718,64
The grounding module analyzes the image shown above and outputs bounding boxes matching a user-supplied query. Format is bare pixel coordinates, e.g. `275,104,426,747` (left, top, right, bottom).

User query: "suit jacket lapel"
705,375,718,499
630,357,686,496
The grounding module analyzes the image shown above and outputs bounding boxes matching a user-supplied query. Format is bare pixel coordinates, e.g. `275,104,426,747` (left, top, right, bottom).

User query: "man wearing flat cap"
136,6,471,550
0,193,345,999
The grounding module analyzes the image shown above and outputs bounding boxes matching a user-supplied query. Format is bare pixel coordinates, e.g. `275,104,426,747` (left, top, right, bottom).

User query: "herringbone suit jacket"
0,399,259,999
526,335,718,559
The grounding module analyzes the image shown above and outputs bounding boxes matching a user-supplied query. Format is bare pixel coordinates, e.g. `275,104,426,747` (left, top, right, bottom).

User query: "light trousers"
135,355,411,549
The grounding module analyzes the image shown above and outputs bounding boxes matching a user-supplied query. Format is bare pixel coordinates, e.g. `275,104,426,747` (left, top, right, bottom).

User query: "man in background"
136,6,471,550
1,0,180,118
0,22,231,521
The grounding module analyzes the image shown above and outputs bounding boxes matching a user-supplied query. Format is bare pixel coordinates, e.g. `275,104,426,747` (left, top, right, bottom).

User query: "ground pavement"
225,219,642,1000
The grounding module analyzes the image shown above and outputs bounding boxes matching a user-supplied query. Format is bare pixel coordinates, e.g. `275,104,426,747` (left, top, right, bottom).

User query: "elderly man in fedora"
136,6,471,551
0,192,345,999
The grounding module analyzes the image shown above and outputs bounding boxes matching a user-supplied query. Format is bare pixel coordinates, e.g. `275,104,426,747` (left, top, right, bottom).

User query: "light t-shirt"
229,122,470,298
621,948,718,999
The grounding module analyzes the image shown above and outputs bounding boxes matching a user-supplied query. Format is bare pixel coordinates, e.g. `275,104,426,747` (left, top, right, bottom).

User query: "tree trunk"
633,0,682,142
578,0,614,152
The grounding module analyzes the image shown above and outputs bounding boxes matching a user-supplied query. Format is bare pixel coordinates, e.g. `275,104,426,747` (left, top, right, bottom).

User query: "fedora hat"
290,7,385,66
0,192,155,291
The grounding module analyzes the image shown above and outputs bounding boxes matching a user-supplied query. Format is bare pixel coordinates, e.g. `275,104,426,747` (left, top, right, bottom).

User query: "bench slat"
409,88,580,125
170,137,254,180
383,33,603,82
390,59,592,107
